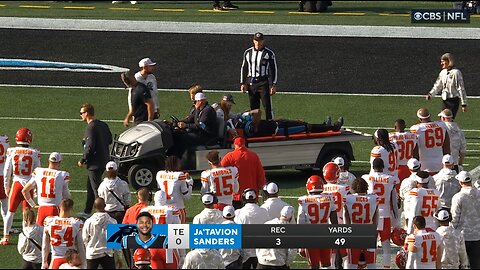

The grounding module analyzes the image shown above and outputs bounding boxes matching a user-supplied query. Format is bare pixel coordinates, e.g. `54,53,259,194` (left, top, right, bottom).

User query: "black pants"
465,240,480,269
108,211,126,224
171,132,210,159
87,255,116,269
243,257,258,269
442,97,460,119
22,259,41,269
84,169,104,214
256,263,288,269
247,81,273,120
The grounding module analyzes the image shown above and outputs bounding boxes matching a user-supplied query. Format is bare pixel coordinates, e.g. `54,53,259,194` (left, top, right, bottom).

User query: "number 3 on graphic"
276,238,281,246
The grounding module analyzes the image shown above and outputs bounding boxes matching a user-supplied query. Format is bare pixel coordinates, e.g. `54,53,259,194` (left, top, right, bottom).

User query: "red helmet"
15,128,32,145
395,247,408,269
306,175,323,193
134,248,151,265
391,227,407,246
322,162,340,183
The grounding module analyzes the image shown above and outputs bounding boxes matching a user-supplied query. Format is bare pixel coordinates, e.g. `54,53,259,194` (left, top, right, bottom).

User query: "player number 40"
335,238,346,246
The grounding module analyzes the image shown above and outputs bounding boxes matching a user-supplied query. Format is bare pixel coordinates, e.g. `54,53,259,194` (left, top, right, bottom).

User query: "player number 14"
335,238,346,246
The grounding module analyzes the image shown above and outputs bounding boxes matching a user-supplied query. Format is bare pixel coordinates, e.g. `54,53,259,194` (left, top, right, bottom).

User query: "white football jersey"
389,131,418,166
370,143,399,178
410,121,448,172
0,135,10,175
141,205,181,225
3,146,41,186
406,230,442,269
44,216,83,258
362,172,399,218
323,183,349,223
344,193,379,224
31,167,70,206
406,188,440,233
135,72,159,111
156,170,190,209
297,194,337,224
201,166,239,205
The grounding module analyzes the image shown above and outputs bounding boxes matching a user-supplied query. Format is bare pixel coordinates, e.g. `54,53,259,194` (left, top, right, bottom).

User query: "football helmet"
15,128,32,145
391,227,407,246
134,248,152,265
395,247,408,269
322,162,340,183
306,175,323,193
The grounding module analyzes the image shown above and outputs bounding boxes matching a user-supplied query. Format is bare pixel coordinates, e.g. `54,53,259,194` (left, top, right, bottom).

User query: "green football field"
0,86,478,268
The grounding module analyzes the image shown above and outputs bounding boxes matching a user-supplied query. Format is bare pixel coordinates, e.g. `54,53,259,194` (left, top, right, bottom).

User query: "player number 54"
335,238,346,246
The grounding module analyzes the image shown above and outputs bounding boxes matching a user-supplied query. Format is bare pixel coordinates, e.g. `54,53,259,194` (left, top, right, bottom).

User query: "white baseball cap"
407,158,421,170
333,157,345,167
223,205,235,218
456,171,472,182
434,209,450,221
415,172,430,184
244,189,256,200
264,182,279,195
201,194,215,205
194,92,206,101
105,161,118,171
438,109,453,118
280,206,294,220
138,57,156,67
48,152,62,163
442,154,453,165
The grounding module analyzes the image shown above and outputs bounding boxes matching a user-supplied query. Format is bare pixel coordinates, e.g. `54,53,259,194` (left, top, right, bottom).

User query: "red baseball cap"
233,136,246,146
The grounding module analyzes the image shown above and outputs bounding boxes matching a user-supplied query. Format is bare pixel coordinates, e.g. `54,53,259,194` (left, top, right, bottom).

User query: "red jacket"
221,146,266,200
122,202,149,224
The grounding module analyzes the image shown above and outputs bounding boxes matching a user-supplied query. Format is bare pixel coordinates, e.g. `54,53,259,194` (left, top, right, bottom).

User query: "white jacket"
436,225,469,269
260,197,295,224
444,121,467,165
193,208,224,224
256,218,296,267
219,220,242,266
98,177,131,212
17,224,43,263
182,249,225,269
82,212,117,259
235,203,270,260
433,168,460,208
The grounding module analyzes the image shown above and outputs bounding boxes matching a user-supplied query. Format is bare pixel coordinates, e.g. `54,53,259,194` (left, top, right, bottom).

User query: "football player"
42,199,85,269
2,128,41,245
344,177,379,269
371,128,399,181
405,216,443,269
362,158,400,269
156,156,193,224
405,171,440,234
333,156,356,189
0,135,9,222
389,119,418,181
297,175,337,269
410,108,450,175
22,152,71,226
200,150,239,210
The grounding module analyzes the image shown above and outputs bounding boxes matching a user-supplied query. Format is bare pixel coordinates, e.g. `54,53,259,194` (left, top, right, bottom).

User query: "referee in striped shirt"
240,32,278,120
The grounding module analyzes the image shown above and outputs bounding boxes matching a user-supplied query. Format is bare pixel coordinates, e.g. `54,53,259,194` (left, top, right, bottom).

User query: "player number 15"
335,238,346,246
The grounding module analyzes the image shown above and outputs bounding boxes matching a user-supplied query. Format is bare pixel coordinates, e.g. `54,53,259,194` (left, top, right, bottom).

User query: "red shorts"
348,249,375,265
51,257,67,269
214,203,230,211
37,205,59,226
8,181,32,212
306,248,331,267
397,165,411,181
377,217,392,242
178,208,186,224
0,176,6,199
150,248,179,269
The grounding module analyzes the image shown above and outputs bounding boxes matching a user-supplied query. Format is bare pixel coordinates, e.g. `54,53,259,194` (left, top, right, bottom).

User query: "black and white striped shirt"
240,46,278,85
